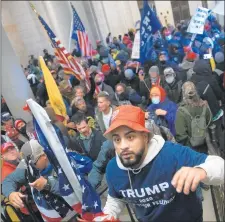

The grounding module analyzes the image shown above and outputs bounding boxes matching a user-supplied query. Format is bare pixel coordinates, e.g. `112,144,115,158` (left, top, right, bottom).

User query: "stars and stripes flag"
70,2,92,57
29,3,90,91
27,99,103,221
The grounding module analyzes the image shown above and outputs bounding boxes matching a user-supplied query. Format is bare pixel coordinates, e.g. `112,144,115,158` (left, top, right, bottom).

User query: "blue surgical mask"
151,96,160,104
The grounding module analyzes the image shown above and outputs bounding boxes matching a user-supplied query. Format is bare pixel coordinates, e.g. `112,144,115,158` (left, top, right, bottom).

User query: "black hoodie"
191,59,223,100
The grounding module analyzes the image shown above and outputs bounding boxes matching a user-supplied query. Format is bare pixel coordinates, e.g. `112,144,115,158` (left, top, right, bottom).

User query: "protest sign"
131,30,140,59
187,7,210,34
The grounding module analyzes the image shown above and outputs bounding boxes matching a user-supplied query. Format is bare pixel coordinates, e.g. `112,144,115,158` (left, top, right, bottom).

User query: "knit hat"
186,51,197,61
20,139,45,164
101,64,110,73
215,52,224,64
148,66,159,75
124,69,135,79
149,86,166,102
163,67,175,77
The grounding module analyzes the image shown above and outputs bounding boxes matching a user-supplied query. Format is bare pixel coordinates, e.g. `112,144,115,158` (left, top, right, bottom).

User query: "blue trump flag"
140,0,162,64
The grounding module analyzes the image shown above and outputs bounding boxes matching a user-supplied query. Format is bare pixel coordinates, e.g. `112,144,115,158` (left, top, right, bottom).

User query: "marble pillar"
2,24,34,122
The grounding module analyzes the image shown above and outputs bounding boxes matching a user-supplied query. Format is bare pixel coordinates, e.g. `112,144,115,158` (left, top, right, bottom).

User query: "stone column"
1,24,34,122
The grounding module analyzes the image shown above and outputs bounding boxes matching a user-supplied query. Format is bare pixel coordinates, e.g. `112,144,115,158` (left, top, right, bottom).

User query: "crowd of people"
1,14,225,222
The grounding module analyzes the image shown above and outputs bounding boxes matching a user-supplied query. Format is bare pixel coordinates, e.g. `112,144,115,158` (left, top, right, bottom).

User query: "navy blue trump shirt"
106,140,207,222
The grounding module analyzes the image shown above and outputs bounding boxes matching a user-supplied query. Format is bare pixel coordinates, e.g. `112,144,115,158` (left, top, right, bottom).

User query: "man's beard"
119,149,144,168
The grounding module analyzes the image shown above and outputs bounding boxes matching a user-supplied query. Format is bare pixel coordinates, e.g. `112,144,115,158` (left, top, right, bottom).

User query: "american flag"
29,3,90,91
33,117,102,221
71,2,92,57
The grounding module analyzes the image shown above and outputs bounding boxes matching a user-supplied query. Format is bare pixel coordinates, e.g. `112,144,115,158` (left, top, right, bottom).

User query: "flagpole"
29,2,55,49
68,1,73,53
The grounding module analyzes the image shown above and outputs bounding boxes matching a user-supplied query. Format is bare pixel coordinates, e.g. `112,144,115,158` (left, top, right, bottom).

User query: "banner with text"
187,7,210,34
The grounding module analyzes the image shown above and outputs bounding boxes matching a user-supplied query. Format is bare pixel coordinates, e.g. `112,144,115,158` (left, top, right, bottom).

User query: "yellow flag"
210,57,216,71
39,56,67,122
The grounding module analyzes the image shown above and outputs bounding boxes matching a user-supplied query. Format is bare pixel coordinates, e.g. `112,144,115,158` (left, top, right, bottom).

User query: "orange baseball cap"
104,105,150,138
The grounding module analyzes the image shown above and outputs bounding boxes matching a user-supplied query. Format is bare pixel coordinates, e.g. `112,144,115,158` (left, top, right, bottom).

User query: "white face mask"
165,76,175,84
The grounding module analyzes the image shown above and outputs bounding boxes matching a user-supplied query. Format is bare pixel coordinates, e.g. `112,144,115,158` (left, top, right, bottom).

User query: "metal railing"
207,123,225,222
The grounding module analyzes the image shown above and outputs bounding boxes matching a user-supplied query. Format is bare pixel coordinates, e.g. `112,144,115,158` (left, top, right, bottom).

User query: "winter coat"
95,105,117,134
2,163,61,221
195,81,221,117
72,129,106,161
121,75,140,94
115,88,142,106
179,60,195,80
139,77,163,104
175,102,211,153
1,160,17,182
147,98,178,136
36,81,48,107
88,140,115,189
104,72,122,90
83,76,96,106
191,59,223,100
163,79,183,104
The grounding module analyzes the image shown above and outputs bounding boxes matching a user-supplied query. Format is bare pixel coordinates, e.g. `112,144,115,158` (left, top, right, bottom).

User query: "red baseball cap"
1,142,15,154
101,64,110,73
14,120,24,129
104,105,150,139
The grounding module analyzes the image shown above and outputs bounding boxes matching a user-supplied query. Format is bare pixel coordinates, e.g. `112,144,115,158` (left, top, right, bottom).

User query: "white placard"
187,7,210,34
131,30,140,59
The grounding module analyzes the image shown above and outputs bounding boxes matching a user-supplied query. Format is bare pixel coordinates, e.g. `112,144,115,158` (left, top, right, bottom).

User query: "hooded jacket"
1,160,17,182
163,78,183,104
191,59,223,100
121,75,140,94
175,102,211,152
147,89,178,136
102,135,224,222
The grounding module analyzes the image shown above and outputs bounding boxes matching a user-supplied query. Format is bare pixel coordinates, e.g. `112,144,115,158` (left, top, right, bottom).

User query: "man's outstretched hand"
171,167,207,195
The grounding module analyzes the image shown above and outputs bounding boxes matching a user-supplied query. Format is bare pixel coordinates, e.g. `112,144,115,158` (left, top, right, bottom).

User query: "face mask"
166,35,172,41
19,125,27,135
151,96,160,104
165,76,175,84
151,77,158,84
96,81,102,86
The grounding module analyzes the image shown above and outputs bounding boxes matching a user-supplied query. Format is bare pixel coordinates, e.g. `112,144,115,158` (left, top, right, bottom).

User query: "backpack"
179,105,211,147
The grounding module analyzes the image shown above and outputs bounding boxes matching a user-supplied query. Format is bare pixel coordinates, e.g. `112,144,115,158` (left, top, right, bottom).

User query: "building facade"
137,1,224,27
2,1,140,67
2,1,223,67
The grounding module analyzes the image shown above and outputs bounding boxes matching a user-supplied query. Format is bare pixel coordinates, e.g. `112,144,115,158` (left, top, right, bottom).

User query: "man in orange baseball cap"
97,105,224,222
